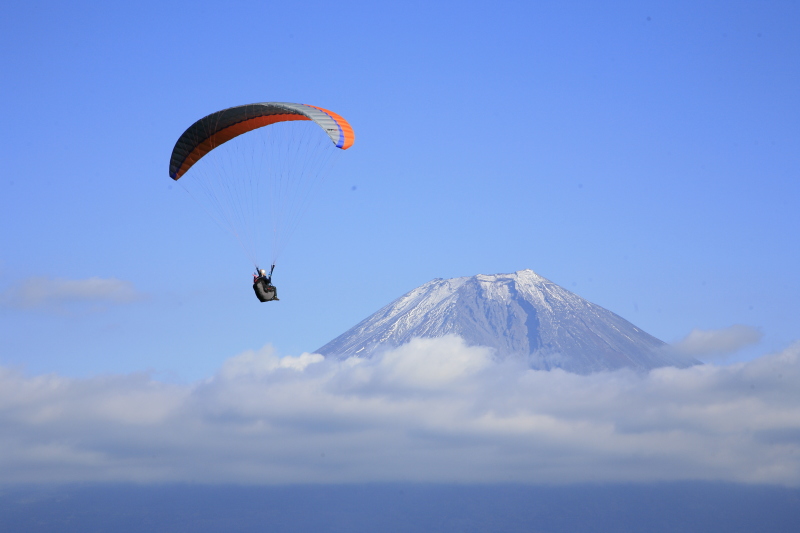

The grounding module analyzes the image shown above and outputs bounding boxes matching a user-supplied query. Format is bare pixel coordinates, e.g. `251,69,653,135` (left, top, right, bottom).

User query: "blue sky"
1,0,798,379
1,0,800,488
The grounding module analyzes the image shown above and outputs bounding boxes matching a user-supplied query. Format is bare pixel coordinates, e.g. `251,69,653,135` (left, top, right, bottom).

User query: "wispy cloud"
672,324,763,359
1,336,799,485
1,276,144,311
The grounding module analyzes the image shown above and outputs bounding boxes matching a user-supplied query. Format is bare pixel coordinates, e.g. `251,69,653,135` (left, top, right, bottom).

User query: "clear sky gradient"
1,0,798,382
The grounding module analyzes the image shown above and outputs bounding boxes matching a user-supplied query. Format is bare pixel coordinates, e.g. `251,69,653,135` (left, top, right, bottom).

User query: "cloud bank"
1,336,799,485
1,276,143,310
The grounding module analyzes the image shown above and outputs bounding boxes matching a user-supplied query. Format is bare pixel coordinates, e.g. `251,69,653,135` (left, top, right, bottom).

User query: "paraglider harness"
253,264,279,302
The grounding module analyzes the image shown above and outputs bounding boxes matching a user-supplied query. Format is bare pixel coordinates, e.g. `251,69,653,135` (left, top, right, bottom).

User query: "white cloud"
1,335,799,486
1,276,144,310
218,345,324,379
673,324,763,358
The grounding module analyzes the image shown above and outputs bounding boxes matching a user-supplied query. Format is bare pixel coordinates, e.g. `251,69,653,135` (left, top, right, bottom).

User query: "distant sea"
2,483,798,532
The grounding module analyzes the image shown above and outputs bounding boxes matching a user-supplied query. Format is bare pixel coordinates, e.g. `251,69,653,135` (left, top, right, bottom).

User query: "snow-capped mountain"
316,269,699,374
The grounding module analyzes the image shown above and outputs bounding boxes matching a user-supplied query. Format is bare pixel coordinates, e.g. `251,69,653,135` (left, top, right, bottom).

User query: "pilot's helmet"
259,269,267,276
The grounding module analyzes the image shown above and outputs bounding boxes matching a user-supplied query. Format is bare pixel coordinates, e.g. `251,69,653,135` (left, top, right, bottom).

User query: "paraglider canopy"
169,102,355,180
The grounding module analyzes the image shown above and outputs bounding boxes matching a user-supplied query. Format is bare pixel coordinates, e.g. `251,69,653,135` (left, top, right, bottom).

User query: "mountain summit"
316,269,698,374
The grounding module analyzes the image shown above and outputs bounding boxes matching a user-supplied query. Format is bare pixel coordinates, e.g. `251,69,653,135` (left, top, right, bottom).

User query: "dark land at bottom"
2,482,799,533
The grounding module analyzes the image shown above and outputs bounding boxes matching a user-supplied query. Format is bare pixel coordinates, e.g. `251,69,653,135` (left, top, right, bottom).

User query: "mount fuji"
316,269,699,374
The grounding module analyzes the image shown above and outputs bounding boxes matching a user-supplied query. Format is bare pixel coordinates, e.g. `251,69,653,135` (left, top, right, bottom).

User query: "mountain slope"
316,269,698,374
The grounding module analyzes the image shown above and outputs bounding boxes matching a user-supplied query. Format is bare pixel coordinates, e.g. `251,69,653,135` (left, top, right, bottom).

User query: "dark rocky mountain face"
316,270,699,374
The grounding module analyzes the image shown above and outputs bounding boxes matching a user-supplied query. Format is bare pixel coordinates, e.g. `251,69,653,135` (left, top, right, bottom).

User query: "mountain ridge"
316,269,699,374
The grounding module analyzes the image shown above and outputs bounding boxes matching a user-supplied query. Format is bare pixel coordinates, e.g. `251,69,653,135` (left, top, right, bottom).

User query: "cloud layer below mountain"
2,336,799,485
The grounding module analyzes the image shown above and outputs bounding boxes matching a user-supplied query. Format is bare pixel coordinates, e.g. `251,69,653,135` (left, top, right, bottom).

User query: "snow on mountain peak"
316,270,699,374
